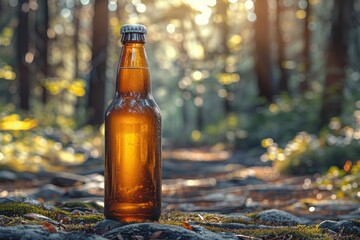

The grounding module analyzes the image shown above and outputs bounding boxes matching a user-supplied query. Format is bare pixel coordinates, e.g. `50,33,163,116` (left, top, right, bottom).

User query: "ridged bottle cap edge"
120,24,147,34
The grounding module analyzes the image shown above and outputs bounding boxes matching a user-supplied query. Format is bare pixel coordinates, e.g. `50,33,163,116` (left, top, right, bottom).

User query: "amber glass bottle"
104,24,162,222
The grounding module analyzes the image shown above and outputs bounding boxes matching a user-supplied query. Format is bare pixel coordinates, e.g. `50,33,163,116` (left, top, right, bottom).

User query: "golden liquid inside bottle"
104,36,162,222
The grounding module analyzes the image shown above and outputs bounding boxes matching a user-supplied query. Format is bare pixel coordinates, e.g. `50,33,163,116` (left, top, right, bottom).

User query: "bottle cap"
120,24,147,34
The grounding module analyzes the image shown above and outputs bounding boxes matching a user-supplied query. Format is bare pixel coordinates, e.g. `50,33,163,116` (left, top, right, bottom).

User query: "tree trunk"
73,1,80,78
300,0,311,93
17,0,30,110
35,0,49,104
319,0,353,128
196,97,204,131
217,0,233,113
178,22,191,135
276,0,288,93
254,0,273,102
88,0,109,125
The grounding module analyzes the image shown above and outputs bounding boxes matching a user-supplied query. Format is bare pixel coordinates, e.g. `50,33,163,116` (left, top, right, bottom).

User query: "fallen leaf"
41,222,57,233
117,234,124,240
182,222,193,231
236,234,261,240
132,236,144,240
149,231,163,239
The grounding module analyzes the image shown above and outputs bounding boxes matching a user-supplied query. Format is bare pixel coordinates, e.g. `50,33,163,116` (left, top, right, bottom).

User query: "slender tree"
35,0,49,104
73,0,80,78
178,22,191,134
276,0,288,93
217,0,233,113
88,0,109,125
17,0,30,110
0,1,14,32
300,0,311,93
319,0,354,127
254,0,273,102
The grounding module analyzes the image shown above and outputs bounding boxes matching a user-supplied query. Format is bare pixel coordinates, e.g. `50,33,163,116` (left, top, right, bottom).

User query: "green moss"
158,211,339,240
0,206,353,239
202,225,332,240
70,214,104,224
57,201,103,211
0,203,65,219
160,211,253,224
0,202,103,225
245,211,259,220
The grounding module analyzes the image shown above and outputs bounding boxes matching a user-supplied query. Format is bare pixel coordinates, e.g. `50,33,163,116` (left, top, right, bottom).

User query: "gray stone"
191,224,239,240
318,219,360,235
0,225,107,240
192,222,271,230
93,219,126,234
0,197,43,207
17,172,37,180
85,173,104,183
32,184,65,200
82,157,103,167
257,209,311,226
0,170,17,181
0,197,17,204
349,207,360,216
51,172,90,187
65,188,98,198
19,197,44,207
103,223,208,240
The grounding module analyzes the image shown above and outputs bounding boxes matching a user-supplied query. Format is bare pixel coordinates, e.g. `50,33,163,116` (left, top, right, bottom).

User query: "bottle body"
105,95,161,222
104,25,161,222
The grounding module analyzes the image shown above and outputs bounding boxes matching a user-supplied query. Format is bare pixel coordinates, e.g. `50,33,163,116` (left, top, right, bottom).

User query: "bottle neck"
116,42,151,96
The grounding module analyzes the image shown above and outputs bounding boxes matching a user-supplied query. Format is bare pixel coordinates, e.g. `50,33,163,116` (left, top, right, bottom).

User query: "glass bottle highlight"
104,24,162,222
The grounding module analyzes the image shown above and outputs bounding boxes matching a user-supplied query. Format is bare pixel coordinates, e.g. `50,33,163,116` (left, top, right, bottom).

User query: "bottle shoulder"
105,95,161,117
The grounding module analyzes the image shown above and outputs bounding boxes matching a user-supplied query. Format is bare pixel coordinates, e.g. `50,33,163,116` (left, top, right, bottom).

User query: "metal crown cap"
120,24,147,34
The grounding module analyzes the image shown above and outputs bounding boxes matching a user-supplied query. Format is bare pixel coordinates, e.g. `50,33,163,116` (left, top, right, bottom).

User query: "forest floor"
0,148,359,239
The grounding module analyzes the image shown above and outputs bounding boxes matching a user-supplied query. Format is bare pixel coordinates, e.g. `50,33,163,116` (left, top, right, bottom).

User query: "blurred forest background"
0,0,360,179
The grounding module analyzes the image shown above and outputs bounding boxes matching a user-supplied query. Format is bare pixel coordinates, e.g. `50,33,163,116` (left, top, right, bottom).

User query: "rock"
257,209,311,226
85,173,104,183
313,200,360,213
318,219,360,235
0,225,107,240
191,224,239,240
0,170,17,182
78,167,104,176
0,197,17,204
65,189,98,198
17,172,37,180
192,222,271,230
103,223,208,240
82,157,103,167
51,172,91,187
32,184,65,200
178,196,246,213
0,197,43,207
93,219,126,234
224,213,253,222
19,197,44,207
349,207,360,216
23,213,60,226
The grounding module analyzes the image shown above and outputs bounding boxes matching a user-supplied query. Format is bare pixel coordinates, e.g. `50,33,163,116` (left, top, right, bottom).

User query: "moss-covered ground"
1,202,359,239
